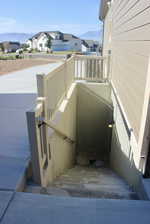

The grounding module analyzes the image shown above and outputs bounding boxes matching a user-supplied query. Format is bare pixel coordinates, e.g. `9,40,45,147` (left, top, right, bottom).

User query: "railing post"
72,55,76,80
26,105,44,185
107,50,111,81
37,73,45,98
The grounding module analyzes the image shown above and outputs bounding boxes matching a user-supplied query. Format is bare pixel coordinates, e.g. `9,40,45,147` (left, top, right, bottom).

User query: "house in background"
27,31,82,52
81,40,90,53
52,33,82,51
81,40,101,53
85,40,99,52
0,41,20,53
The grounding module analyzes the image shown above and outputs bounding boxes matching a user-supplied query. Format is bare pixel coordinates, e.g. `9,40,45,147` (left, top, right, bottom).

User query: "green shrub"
0,55,23,60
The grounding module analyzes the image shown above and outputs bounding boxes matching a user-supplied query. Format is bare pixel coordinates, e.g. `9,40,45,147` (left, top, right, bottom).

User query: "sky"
0,0,102,35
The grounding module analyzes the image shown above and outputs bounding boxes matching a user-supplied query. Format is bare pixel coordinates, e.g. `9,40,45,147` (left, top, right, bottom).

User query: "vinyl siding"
103,0,150,141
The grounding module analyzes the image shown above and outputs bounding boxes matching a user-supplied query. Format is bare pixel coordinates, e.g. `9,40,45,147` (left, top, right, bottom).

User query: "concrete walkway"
0,62,63,93
1,192,150,224
0,62,62,191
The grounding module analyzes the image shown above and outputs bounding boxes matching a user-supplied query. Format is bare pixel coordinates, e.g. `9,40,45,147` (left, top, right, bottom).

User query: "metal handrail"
38,119,75,145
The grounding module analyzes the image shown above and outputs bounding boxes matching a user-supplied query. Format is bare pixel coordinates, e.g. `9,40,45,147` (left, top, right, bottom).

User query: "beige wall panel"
114,8,150,35
103,0,150,141
103,10,112,56
111,59,143,139
112,41,150,57
111,46,148,139
112,0,130,19
114,0,150,29
113,0,150,27
113,24,150,41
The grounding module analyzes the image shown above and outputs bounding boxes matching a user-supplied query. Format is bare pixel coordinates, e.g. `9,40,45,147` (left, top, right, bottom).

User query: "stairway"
25,165,138,200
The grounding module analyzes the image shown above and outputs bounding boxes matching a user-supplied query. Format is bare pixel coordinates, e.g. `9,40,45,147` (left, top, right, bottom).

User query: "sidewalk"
0,62,62,191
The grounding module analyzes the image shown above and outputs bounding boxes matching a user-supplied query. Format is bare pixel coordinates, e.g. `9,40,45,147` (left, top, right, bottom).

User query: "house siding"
103,0,150,142
51,39,82,52
101,0,150,173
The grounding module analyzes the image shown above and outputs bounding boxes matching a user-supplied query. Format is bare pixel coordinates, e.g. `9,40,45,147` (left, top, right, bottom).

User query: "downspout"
101,21,104,56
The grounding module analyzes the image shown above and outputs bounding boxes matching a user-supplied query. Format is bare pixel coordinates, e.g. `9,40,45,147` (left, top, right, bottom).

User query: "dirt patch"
0,58,60,75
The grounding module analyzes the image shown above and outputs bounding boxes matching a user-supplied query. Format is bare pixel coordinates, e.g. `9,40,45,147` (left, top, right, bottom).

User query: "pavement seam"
0,191,16,223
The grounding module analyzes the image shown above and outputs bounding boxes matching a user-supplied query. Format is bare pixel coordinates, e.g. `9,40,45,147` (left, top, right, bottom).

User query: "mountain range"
80,30,103,42
0,30,103,43
0,33,33,43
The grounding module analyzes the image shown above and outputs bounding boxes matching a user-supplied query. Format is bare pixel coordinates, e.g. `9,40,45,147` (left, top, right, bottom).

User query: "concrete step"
25,185,138,200
47,166,137,200
25,166,138,200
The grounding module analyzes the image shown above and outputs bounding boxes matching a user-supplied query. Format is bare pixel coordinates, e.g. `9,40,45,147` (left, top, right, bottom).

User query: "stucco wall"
42,82,114,184
76,82,113,161
47,84,77,182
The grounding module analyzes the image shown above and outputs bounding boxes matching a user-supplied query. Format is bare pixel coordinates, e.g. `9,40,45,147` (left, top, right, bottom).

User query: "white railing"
74,55,107,81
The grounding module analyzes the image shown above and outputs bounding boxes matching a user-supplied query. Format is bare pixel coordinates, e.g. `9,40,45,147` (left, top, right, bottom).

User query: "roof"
99,0,110,21
30,31,79,42
83,40,99,47
81,40,99,48
31,31,63,40
63,33,79,41
81,40,89,48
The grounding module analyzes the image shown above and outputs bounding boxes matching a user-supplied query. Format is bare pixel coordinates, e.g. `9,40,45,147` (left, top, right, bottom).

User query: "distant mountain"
0,31,103,43
0,33,33,43
80,30,103,42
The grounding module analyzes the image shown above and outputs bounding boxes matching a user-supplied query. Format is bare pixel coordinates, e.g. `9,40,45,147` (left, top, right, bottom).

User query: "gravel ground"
0,58,60,75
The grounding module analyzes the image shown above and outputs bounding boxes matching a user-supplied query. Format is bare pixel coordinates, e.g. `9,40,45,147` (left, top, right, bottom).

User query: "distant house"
81,40,90,53
52,33,82,52
27,31,82,52
82,40,100,53
0,41,20,53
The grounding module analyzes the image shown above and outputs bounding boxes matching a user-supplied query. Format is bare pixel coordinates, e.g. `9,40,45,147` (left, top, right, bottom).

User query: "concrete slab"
0,63,63,192
0,62,63,93
1,192,150,224
141,179,150,200
0,156,29,191
0,191,13,221
0,94,36,159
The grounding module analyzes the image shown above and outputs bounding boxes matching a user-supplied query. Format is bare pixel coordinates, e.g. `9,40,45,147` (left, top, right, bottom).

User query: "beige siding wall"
103,0,150,141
